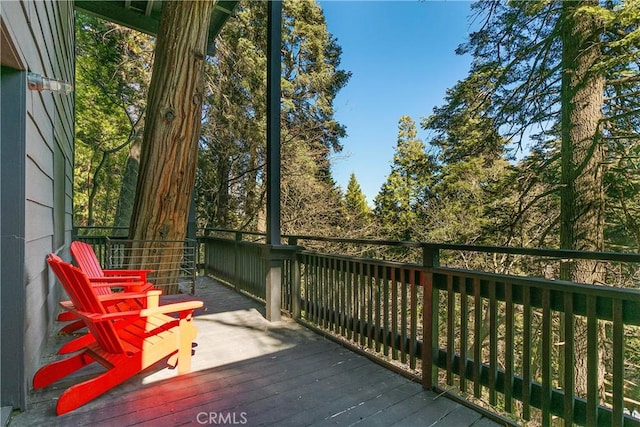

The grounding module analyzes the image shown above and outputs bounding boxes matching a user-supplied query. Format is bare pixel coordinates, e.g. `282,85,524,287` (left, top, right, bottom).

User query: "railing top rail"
199,228,640,263
433,266,640,301
105,237,197,243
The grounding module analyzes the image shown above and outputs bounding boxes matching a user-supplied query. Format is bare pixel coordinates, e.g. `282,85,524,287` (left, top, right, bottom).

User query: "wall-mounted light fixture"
27,72,73,94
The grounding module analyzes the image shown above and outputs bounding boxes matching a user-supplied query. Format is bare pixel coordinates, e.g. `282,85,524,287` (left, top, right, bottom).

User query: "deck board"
9,277,501,427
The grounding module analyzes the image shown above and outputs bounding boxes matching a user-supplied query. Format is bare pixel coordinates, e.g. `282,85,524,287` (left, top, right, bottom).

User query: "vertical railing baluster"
612,298,624,427
563,292,575,425
323,256,329,329
375,265,381,353
339,258,345,337
489,280,497,405
292,251,301,319
321,255,327,328
586,295,598,426
459,276,468,393
330,257,336,332
351,261,362,341
446,274,455,386
308,255,314,323
359,261,366,346
313,255,319,325
410,268,418,370
346,259,353,341
473,277,482,399
335,258,340,333
522,286,531,421
367,263,374,349
302,254,309,320
504,281,514,414
391,267,398,361
541,288,552,426
401,268,408,364
383,265,390,357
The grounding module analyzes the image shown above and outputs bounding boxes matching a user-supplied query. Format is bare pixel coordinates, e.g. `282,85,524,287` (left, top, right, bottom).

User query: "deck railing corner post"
422,245,439,390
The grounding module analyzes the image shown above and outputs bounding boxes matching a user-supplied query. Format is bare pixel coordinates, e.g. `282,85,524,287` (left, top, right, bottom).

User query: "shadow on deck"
9,277,501,426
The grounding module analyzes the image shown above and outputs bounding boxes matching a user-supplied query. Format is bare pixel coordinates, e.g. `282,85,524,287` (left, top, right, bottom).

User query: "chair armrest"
140,300,204,317
70,298,202,322
96,289,162,309
70,309,141,322
98,291,150,304
90,280,149,289
102,269,154,280
88,276,141,283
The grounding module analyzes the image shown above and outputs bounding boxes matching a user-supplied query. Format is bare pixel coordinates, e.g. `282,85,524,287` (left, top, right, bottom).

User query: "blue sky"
319,1,475,205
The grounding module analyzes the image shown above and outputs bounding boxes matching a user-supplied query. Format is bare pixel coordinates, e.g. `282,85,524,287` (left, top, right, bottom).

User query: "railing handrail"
198,227,640,263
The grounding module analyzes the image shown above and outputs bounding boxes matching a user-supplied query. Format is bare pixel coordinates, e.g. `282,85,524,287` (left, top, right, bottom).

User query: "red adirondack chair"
55,280,155,355
36,254,203,415
70,240,155,291
56,241,156,336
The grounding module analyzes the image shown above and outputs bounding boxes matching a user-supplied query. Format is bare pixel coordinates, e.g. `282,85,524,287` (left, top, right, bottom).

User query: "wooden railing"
199,229,640,426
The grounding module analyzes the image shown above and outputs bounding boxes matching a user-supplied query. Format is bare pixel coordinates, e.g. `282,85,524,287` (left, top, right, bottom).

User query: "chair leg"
59,319,86,335
58,333,96,355
33,351,93,389
56,358,141,415
176,318,198,374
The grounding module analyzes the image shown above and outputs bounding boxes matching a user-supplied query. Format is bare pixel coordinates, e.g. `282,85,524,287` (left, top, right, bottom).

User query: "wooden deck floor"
9,277,501,427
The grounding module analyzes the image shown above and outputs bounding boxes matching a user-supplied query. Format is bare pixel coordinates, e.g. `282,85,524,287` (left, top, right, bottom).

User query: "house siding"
1,0,74,411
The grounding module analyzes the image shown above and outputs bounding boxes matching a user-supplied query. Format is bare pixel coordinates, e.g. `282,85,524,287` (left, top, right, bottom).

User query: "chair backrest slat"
47,254,124,354
70,241,111,296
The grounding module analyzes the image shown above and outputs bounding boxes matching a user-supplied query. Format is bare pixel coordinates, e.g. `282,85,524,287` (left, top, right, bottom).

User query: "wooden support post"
422,246,439,390
266,260,282,322
264,0,282,322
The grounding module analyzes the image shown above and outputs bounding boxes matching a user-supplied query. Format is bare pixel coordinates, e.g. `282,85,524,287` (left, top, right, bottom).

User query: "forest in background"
74,0,640,264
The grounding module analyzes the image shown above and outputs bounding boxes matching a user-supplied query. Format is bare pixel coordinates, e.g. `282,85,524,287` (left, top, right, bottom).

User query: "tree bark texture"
113,140,141,236
560,0,606,267
559,0,606,400
128,0,213,289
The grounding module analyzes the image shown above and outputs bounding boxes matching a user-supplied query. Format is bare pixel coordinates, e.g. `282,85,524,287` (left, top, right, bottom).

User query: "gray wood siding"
1,0,74,406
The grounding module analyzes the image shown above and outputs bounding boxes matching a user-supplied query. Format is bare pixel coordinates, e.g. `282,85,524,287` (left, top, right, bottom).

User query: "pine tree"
374,116,436,241
453,0,640,257
343,173,371,232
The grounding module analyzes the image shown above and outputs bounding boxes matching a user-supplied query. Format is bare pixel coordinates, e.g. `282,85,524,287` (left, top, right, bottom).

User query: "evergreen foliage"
74,14,152,229
196,0,351,235
374,116,436,241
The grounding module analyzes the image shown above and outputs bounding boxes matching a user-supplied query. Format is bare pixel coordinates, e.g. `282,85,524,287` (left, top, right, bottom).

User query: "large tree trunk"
128,0,213,290
559,0,606,399
112,139,141,236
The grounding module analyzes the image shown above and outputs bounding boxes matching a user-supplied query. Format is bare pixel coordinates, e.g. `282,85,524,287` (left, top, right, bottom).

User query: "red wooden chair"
36,254,202,415
70,240,155,291
56,241,156,336
55,281,154,355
